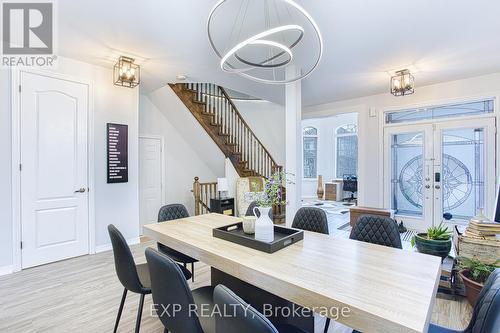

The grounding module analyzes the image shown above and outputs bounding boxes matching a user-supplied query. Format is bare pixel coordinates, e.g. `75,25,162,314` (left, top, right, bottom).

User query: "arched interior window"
303,127,318,178
336,124,358,178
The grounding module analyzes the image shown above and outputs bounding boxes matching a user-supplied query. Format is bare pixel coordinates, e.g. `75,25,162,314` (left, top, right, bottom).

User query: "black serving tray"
213,222,304,253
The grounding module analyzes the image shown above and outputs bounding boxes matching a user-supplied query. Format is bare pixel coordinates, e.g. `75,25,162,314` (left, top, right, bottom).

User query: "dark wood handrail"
180,82,282,180
217,86,279,168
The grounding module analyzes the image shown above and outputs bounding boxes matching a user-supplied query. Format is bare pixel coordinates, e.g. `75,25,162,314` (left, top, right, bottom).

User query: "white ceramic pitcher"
253,206,274,242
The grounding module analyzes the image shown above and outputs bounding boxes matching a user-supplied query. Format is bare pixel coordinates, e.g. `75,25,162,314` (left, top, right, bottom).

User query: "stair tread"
169,83,283,179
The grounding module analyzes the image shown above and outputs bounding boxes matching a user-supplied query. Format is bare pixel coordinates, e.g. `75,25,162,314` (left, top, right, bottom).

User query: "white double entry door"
20,71,90,268
383,117,496,231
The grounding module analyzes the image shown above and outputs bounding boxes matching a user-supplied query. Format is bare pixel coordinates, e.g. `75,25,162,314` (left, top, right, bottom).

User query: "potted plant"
458,257,499,306
410,222,452,260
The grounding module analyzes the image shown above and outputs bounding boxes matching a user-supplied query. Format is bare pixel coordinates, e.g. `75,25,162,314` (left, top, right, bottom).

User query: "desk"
144,213,441,333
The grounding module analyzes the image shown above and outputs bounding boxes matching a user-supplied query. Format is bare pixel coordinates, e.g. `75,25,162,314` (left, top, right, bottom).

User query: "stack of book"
437,257,455,299
465,220,500,240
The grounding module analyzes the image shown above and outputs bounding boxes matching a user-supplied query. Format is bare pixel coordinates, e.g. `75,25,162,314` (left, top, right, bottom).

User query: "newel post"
193,176,200,216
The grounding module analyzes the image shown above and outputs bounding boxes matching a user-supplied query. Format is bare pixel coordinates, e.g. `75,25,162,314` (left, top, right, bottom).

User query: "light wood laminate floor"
0,241,472,333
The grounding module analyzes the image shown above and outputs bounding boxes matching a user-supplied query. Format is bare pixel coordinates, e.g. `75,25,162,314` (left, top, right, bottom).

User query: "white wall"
303,72,500,209
147,86,226,179
234,100,285,166
139,94,223,215
301,113,358,199
0,70,13,269
1,56,140,272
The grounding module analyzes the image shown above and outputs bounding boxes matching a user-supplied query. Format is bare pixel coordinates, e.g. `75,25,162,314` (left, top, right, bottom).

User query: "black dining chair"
108,225,191,333
214,284,309,333
429,268,500,333
145,248,215,333
108,224,152,333
290,207,329,332
349,215,402,249
291,207,329,235
324,215,401,332
346,216,402,333
246,201,273,219
157,203,198,282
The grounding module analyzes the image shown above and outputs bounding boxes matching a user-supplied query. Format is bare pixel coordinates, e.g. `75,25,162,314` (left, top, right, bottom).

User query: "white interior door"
139,137,164,234
20,71,89,268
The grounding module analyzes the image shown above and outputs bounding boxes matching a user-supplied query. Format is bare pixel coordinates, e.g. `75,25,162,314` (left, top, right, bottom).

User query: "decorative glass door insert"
385,118,495,230
391,132,425,217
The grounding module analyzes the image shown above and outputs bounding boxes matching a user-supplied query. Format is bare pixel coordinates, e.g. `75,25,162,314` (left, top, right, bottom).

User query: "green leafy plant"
250,171,291,208
458,257,500,284
410,222,452,247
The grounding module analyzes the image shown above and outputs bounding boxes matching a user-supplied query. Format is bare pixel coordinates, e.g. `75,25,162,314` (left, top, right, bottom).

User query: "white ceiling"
57,0,500,106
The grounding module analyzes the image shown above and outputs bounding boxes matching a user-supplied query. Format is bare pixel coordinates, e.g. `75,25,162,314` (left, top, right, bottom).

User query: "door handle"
74,188,86,193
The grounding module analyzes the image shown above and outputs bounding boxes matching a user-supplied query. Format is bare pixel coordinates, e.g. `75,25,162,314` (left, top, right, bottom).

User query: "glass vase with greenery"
251,171,291,208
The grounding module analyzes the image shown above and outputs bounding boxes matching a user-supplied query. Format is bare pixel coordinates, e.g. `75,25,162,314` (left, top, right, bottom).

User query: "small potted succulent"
458,257,499,306
410,222,452,260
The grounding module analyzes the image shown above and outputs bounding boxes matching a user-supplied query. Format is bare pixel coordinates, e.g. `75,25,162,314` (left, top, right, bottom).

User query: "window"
336,124,358,178
303,126,318,178
385,99,494,124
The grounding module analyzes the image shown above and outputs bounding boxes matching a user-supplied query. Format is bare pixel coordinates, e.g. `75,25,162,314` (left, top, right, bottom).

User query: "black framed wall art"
107,123,128,183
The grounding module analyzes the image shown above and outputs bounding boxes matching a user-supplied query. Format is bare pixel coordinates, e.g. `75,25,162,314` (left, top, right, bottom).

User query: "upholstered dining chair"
108,225,192,333
145,248,215,333
429,268,500,333
349,215,402,249
325,215,401,332
214,284,309,333
108,224,152,333
291,207,329,235
245,201,273,219
157,203,198,281
291,207,329,333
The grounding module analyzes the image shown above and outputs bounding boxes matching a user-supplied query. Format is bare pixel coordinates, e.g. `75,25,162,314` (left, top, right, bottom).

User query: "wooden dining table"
143,213,442,333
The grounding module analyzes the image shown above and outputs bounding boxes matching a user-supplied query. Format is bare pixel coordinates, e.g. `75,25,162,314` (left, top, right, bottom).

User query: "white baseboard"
0,265,14,276
95,237,141,254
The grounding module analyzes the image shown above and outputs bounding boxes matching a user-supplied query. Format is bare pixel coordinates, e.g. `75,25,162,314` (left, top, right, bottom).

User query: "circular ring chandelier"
207,0,323,84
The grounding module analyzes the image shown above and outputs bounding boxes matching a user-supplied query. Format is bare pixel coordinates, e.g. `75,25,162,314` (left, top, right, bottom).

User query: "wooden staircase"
169,83,283,179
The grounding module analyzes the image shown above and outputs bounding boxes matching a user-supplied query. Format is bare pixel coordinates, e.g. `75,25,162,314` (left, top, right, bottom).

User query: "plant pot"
459,269,484,306
413,233,451,260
